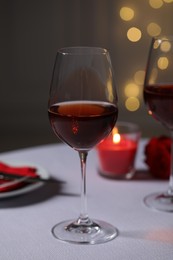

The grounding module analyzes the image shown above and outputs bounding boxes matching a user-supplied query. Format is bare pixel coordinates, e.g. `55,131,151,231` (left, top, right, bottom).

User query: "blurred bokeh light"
157,57,169,69
120,7,134,21
149,0,163,9
127,27,142,42
147,23,161,36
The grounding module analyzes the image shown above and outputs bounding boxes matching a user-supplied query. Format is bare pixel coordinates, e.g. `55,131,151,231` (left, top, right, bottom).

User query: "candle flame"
112,127,121,143
148,110,153,116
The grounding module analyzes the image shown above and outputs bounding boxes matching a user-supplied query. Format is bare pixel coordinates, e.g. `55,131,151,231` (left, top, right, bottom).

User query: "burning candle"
96,122,140,179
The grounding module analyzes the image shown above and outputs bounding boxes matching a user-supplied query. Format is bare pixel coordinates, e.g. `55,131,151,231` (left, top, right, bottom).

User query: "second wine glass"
48,47,119,244
144,36,173,212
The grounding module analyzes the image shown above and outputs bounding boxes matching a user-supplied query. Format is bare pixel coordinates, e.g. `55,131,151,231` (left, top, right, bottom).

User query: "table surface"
0,140,172,260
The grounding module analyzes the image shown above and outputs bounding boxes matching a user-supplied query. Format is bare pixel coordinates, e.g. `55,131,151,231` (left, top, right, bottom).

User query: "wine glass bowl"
48,47,118,243
144,36,173,212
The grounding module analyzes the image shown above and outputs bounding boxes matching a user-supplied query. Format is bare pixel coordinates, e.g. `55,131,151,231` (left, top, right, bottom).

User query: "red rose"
145,136,171,179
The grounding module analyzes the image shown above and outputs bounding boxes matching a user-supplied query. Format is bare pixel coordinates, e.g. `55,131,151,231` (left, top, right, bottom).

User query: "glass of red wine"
48,47,118,244
144,36,173,212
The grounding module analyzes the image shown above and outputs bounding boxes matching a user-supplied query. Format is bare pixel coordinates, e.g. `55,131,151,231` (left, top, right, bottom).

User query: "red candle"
96,123,140,179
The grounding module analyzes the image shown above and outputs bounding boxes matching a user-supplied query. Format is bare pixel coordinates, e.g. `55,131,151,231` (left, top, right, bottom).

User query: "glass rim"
57,46,108,55
152,35,173,42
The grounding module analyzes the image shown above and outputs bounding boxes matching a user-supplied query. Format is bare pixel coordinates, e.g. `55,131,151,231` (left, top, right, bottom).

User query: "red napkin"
0,162,38,192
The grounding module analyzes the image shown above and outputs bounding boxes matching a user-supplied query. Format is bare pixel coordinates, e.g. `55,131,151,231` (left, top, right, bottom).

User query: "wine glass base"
144,192,173,212
52,219,118,244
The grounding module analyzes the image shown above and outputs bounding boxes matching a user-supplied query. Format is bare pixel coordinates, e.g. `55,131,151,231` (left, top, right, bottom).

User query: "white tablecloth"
0,140,172,260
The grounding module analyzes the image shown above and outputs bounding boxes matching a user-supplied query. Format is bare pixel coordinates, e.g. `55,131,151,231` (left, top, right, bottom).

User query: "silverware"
0,172,64,184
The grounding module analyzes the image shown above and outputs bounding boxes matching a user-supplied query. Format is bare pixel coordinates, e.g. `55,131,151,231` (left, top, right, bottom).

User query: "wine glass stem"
78,151,89,223
168,131,173,195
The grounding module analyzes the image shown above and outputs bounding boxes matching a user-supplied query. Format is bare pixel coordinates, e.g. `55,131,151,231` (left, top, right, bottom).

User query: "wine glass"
144,36,173,212
48,47,118,244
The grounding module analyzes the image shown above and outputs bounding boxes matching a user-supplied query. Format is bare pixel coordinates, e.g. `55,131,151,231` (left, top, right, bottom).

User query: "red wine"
48,101,118,151
144,84,173,129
